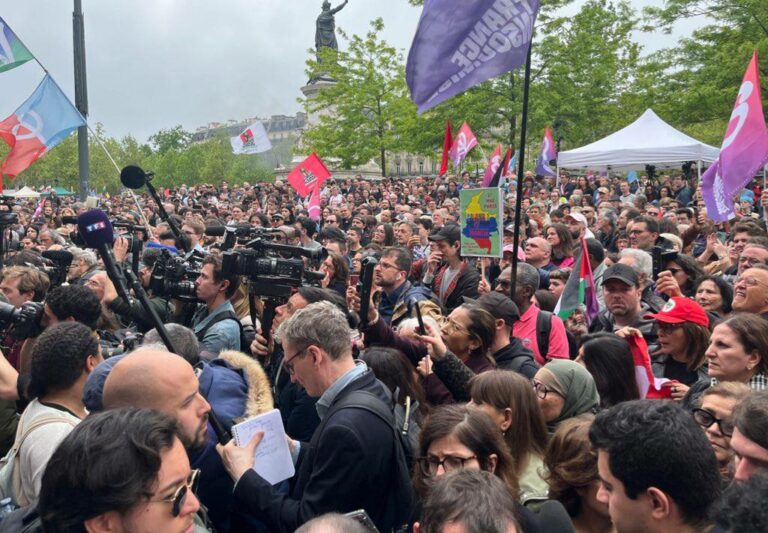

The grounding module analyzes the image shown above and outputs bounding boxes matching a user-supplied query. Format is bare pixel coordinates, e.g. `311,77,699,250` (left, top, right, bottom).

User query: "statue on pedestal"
315,0,348,63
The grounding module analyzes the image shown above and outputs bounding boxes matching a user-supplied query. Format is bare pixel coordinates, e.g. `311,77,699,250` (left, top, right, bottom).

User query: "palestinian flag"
554,237,599,324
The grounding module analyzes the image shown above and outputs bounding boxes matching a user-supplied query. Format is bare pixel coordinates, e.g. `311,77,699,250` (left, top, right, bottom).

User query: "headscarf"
538,359,600,432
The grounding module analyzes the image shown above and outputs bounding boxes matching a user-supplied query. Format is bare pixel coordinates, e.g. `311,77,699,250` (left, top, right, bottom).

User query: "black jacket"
494,339,540,379
231,369,411,532
107,295,172,333
431,262,480,313
266,344,320,442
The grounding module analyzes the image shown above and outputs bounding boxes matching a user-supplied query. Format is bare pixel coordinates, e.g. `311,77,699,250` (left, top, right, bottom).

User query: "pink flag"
308,187,321,221
449,121,478,168
702,52,768,221
481,144,502,187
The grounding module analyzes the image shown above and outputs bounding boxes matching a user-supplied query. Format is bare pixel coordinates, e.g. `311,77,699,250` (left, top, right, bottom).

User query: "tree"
148,125,192,154
302,18,413,175
642,0,768,145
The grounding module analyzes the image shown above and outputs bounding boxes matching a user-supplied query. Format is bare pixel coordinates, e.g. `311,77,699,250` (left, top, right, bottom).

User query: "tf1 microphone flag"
406,0,541,113
230,121,272,155
449,121,478,168
0,75,86,189
439,119,452,177
0,17,34,74
702,51,768,222
535,126,557,177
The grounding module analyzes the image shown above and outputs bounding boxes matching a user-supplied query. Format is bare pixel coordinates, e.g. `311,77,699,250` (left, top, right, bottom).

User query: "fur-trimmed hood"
218,350,274,419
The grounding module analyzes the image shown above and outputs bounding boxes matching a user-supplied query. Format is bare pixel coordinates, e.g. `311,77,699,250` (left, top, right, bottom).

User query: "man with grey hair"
66,248,99,285
618,248,665,312
217,301,414,532
495,263,569,364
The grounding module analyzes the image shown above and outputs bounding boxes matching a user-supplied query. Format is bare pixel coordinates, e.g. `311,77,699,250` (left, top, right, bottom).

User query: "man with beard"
375,247,441,328
589,264,658,348
102,348,218,530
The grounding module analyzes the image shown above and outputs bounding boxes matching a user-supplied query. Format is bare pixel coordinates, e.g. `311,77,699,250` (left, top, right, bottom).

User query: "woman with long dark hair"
694,275,733,318
577,333,640,408
546,224,575,268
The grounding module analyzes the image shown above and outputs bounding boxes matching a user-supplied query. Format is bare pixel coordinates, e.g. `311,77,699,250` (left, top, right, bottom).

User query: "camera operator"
92,247,173,333
0,266,50,371
192,253,242,360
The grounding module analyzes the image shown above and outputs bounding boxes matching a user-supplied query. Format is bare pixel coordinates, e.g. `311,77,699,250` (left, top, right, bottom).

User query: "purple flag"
406,0,541,114
702,52,768,221
535,126,556,177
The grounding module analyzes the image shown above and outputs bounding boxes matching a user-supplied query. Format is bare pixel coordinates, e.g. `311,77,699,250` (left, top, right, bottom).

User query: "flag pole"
510,45,533,301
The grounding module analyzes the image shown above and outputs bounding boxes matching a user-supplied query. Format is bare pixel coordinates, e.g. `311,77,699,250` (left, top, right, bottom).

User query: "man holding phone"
375,247,441,328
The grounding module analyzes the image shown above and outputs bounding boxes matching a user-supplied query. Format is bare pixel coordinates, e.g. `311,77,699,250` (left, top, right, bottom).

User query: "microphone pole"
123,267,179,354
144,177,189,253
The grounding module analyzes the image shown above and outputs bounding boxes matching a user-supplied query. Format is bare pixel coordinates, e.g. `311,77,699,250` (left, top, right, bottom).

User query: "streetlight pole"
73,0,90,200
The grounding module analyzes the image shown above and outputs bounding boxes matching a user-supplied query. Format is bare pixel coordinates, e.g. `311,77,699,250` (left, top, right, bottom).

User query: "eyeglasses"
735,275,768,288
739,256,766,268
283,346,310,375
441,316,469,334
416,455,477,476
151,469,200,517
657,322,682,333
533,380,561,400
692,408,734,437
377,262,400,271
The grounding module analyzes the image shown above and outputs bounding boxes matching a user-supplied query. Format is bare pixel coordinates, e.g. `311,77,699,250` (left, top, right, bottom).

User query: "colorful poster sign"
459,188,503,258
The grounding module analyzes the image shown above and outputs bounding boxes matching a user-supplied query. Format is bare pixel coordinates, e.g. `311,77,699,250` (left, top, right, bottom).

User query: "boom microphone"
120,165,150,189
77,209,132,303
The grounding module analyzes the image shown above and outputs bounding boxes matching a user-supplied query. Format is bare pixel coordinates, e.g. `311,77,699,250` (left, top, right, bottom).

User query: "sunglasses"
154,469,200,517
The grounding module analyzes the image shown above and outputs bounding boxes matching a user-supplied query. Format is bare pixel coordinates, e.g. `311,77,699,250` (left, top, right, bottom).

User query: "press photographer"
90,244,174,334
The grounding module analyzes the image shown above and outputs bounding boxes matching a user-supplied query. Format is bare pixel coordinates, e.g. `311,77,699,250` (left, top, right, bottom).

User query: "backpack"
322,390,415,531
535,310,578,360
0,412,77,507
195,310,253,354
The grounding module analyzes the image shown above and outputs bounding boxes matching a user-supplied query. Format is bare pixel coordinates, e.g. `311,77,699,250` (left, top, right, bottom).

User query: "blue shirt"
378,281,410,324
192,300,241,361
315,361,368,421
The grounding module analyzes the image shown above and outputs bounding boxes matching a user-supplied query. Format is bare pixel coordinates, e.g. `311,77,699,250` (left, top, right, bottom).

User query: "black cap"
602,263,640,287
428,223,461,243
463,292,520,326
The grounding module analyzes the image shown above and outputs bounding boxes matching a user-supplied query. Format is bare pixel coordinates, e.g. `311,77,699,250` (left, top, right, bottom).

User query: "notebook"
231,409,295,485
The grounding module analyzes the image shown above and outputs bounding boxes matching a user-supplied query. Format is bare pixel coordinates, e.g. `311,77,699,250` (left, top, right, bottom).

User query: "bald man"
103,348,211,453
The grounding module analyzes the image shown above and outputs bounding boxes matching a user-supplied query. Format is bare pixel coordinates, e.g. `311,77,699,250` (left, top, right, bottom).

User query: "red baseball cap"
645,297,709,327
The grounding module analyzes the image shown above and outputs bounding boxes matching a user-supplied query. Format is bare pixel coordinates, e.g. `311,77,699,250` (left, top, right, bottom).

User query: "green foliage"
302,18,413,174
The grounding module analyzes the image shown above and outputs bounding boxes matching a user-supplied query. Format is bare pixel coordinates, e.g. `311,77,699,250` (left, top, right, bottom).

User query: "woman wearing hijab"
533,360,600,433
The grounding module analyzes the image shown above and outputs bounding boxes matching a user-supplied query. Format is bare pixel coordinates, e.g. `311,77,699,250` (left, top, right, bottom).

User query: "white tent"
557,109,719,171
12,186,40,198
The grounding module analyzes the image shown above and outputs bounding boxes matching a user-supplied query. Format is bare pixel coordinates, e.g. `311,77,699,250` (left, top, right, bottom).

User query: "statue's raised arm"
329,0,348,15
315,0,349,54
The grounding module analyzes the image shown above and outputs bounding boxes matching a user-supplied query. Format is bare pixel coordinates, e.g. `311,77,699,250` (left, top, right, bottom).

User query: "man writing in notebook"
217,301,414,533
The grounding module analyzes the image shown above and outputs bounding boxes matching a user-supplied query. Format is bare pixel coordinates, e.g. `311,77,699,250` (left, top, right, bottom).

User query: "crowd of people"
0,168,765,532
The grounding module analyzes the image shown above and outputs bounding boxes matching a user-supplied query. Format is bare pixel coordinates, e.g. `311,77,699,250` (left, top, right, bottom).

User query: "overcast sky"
1,1,698,144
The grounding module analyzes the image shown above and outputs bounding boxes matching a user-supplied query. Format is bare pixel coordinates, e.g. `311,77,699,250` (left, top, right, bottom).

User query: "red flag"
286,153,331,198
626,334,672,399
481,144,502,187
488,147,512,188
449,121,478,168
439,119,452,176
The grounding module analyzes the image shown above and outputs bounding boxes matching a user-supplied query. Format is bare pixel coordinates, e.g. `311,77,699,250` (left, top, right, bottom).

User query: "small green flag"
0,17,34,74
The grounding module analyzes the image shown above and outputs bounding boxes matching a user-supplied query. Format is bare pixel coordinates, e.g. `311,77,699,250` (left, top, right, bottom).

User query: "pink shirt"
513,303,570,365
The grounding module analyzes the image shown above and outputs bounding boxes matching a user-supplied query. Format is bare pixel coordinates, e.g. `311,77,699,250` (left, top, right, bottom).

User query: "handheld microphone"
77,209,132,303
